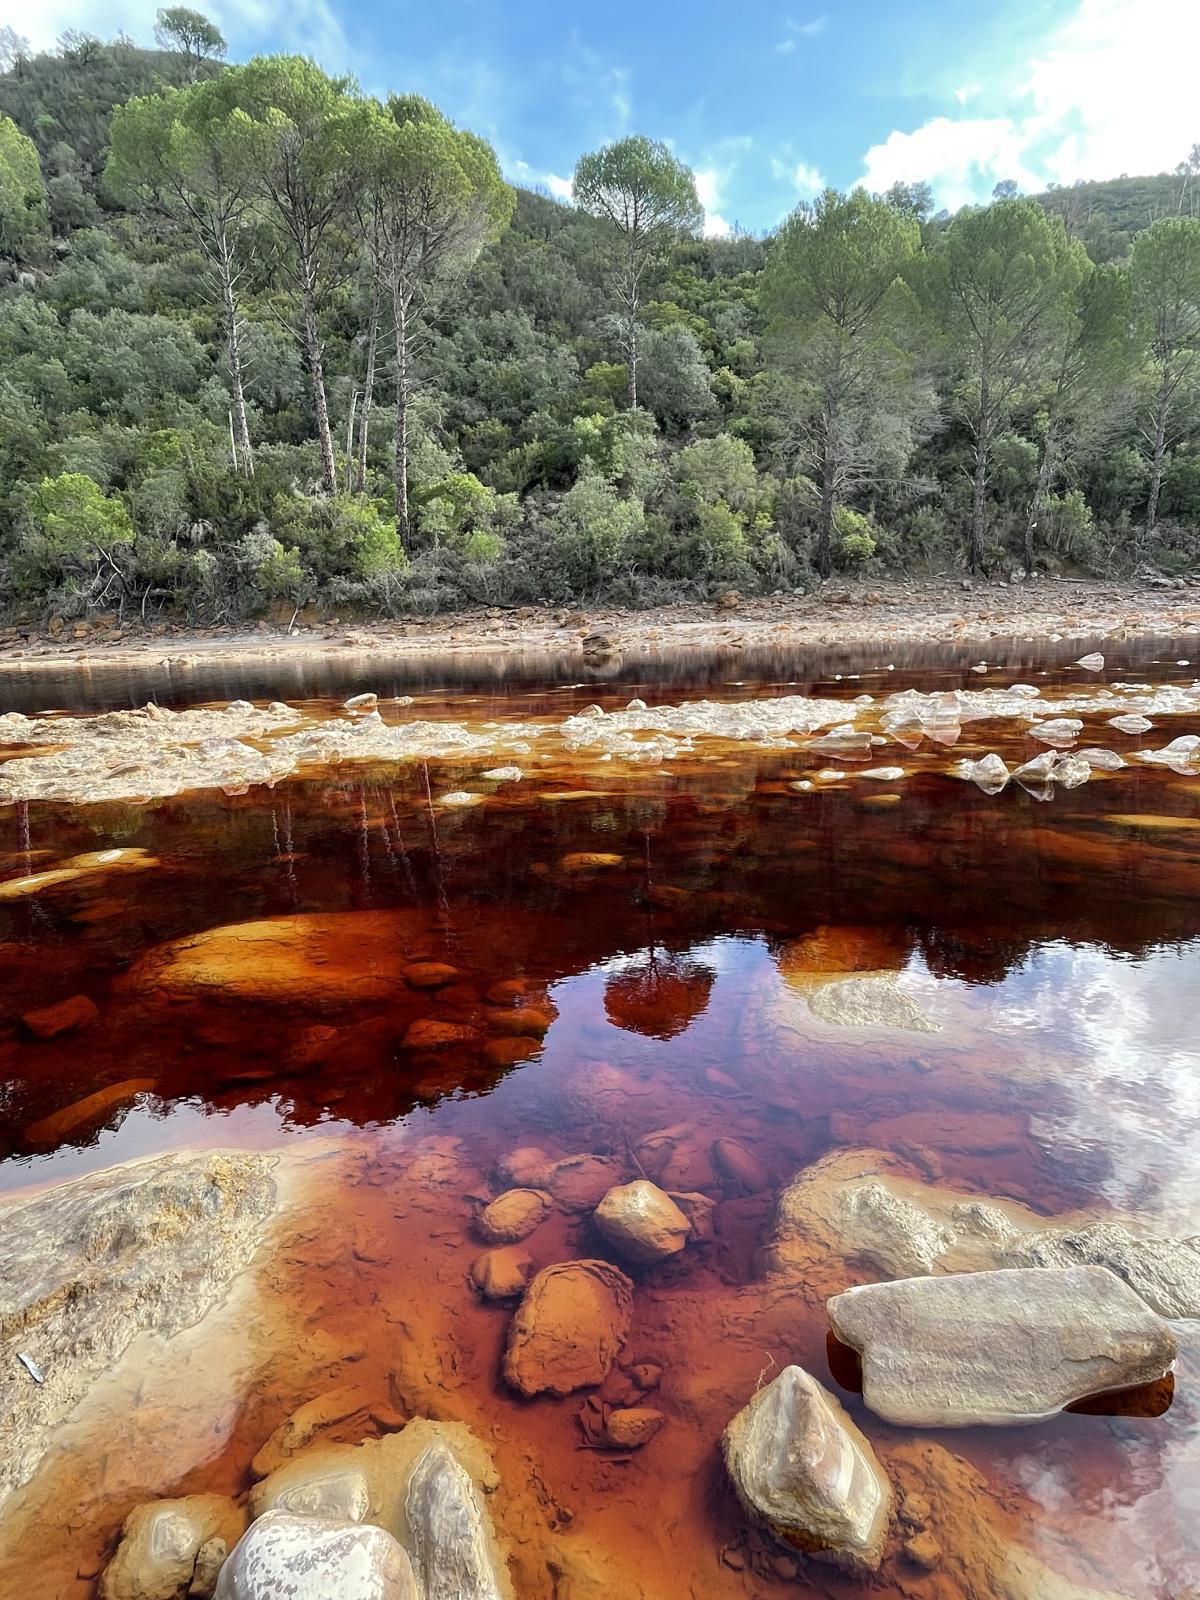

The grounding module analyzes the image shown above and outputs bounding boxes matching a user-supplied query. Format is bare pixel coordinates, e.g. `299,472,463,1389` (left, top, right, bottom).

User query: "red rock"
22,994,100,1039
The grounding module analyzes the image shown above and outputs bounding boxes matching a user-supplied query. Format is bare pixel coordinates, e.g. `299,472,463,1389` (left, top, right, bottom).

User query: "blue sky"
13,0,1200,232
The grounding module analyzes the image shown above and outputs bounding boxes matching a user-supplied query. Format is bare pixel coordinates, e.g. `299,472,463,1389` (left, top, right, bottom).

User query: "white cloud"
545,173,574,201
861,117,1037,209
775,14,826,53
694,167,732,238
859,0,1200,209
792,160,825,197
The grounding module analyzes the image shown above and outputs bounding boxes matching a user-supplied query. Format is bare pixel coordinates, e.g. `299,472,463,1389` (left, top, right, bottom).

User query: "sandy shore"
1,578,1197,682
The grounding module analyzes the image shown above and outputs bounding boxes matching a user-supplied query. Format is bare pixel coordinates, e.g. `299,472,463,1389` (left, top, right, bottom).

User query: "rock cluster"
105,1415,511,1600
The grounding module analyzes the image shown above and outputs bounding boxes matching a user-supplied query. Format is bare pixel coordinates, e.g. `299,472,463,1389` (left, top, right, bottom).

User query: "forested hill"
0,22,1197,626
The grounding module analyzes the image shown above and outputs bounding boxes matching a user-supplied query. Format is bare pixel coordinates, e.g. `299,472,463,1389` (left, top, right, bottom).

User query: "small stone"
547,1154,624,1212
495,1146,555,1187
773,1555,799,1581
903,1532,943,1570
900,1491,932,1529
720,1546,745,1571
189,1538,227,1599
711,1138,769,1193
403,962,460,989
476,1188,553,1244
402,1019,477,1049
471,1246,534,1301
593,1180,691,1266
343,692,379,709
601,1407,665,1449
21,993,100,1039
559,851,624,871
626,1360,663,1392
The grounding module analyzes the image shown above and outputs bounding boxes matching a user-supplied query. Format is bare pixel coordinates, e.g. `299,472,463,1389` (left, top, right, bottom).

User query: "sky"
8,0,1200,235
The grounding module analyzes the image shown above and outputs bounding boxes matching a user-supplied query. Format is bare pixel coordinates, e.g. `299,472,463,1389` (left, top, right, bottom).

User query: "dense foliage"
0,22,1199,622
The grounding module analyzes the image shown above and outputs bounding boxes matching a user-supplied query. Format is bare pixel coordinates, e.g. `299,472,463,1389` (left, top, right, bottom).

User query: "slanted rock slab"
405,1440,506,1600
502,1260,633,1396
214,1511,418,1599
828,1266,1177,1427
722,1365,891,1573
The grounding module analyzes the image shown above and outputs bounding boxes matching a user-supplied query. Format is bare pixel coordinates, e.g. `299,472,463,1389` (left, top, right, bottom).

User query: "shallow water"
0,644,1198,1599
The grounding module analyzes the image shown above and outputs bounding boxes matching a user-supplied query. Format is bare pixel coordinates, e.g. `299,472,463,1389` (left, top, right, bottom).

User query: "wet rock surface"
828,1266,1178,1427
722,1365,892,1573
502,1260,634,1396
0,1151,276,1503
475,1188,553,1244
765,1148,1200,1315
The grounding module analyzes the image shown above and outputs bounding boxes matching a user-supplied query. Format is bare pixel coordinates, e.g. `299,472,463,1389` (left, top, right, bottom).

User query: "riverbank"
1,577,1198,681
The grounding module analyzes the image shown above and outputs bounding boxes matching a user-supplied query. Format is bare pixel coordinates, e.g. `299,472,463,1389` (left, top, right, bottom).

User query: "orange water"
0,646,1198,1599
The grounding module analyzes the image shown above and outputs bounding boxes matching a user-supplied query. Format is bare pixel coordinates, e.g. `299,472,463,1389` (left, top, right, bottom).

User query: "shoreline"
0,578,1197,685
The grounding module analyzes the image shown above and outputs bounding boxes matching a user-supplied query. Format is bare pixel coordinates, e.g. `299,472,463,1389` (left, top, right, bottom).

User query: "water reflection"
0,662,1197,1598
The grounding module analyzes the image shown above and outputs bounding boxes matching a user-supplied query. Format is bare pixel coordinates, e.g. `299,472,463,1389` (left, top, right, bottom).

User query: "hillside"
0,27,1196,628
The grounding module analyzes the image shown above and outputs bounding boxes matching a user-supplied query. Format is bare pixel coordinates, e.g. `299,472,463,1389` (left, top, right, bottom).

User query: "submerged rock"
722,1365,891,1574
592,1180,691,1265
828,1266,1177,1427
21,992,100,1038
502,1260,633,1396
476,1189,553,1244
471,1246,534,1301
0,1152,276,1504
100,1495,245,1600
765,1148,1200,1316
405,1441,505,1600
600,1407,665,1449
214,1511,418,1600
546,1154,624,1212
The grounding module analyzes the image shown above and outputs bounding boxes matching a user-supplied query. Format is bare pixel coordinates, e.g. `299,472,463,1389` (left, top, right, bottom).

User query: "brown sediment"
0,661,1196,1597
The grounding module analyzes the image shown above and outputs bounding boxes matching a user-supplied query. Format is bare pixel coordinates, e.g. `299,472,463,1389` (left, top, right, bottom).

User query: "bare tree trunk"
356,274,381,493
1146,358,1172,532
1024,419,1057,574
301,269,337,495
969,378,991,574
816,417,836,580
626,292,638,411
217,229,253,476
391,280,410,546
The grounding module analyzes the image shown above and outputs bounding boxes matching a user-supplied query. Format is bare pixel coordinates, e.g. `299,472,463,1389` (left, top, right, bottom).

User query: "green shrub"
833,505,877,566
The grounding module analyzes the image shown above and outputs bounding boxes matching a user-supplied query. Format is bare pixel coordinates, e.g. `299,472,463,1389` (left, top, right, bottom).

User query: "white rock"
827,1266,1177,1428
214,1511,418,1599
405,1442,505,1600
722,1365,891,1573
1075,652,1105,671
1109,713,1152,734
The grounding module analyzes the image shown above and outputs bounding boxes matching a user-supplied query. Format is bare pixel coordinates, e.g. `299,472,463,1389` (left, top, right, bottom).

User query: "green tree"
1130,216,1200,531
764,187,923,576
572,137,703,410
107,75,259,471
233,56,360,494
935,198,1079,572
0,113,48,259
1022,259,1131,571
355,94,511,540
153,8,226,82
